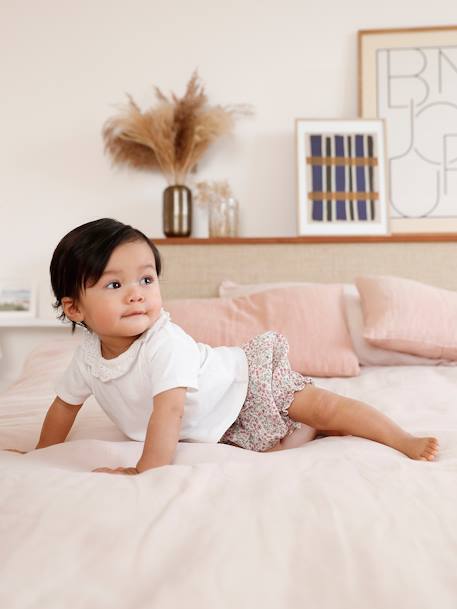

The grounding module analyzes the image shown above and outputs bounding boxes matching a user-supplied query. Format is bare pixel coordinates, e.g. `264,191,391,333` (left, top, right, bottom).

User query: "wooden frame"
295,118,389,236
358,25,457,233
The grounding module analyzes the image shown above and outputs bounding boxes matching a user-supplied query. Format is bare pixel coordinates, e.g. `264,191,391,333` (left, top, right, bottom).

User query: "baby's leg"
287,386,439,461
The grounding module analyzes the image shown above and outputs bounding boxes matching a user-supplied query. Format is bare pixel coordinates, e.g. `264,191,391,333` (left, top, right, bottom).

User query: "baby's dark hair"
50,218,162,329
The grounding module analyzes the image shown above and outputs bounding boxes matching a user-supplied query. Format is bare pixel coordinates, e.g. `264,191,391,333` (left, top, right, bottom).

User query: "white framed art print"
0,280,37,318
296,119,389,236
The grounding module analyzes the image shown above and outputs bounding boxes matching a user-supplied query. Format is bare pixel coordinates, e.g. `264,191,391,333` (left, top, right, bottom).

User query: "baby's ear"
62,297,84,323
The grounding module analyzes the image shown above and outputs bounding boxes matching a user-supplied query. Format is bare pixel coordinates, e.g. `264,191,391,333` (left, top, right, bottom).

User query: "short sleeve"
55,348,92,405
148,331,200,398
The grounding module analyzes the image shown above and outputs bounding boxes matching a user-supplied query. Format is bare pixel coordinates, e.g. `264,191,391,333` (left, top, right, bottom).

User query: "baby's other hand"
3,449,27,454
92,466,139,475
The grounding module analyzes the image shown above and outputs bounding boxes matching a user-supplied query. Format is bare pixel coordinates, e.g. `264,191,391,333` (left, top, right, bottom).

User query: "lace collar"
81,309,170,382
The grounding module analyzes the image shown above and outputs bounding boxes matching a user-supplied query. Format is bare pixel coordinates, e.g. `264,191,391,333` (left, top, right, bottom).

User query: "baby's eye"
140,276,154,286
106,281,121,289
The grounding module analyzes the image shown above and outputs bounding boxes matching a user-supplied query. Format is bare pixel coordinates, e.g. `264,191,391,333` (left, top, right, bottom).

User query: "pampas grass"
102,71,251,185
194,180,233,207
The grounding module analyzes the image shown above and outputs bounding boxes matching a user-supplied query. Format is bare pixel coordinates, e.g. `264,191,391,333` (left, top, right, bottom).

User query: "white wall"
0,0,455,386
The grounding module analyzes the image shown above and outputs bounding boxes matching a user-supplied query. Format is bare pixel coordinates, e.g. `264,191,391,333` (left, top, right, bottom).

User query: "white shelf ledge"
0,318,64,328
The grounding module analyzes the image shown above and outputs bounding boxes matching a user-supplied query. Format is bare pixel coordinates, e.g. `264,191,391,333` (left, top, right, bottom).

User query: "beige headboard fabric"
156,241,457,299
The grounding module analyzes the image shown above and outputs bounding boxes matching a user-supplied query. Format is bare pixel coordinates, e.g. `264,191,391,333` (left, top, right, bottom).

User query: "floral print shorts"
219,331,314,452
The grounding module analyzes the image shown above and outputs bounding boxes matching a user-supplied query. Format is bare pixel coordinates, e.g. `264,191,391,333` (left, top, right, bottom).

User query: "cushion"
219,279,303,298
165,286,360,377
343,284,453,366
355,275,457,360
219,279,450,366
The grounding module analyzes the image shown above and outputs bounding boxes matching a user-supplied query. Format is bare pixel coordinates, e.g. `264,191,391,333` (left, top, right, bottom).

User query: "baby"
6,218,439,473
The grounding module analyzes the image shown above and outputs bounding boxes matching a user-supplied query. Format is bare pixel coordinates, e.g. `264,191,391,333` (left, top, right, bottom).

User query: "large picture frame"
359,25,457,233
296,118,389,236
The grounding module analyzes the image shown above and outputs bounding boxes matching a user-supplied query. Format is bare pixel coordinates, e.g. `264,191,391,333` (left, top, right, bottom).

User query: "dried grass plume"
102,71,252,185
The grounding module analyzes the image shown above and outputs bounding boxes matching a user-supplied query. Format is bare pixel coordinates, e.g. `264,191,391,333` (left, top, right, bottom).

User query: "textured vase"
163,185,192,237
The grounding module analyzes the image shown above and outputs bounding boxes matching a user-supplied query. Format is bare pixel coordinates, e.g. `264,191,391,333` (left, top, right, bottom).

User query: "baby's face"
77,240,162,340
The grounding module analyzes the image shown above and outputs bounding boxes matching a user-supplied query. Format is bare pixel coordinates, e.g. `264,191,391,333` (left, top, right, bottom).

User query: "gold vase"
163,185,192,237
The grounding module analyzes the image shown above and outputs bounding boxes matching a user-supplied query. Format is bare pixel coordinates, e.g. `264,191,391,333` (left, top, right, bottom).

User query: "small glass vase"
192,204,209,238
209,196,239,238
163,185,192,237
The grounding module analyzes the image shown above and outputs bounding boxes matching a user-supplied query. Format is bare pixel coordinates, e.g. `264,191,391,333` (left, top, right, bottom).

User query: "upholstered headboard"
154,237,457,299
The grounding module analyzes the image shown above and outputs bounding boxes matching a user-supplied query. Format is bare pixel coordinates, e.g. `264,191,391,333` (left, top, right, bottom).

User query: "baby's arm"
4,396,82,453
136,388,185,472
35,396,83,449
94,388,186,475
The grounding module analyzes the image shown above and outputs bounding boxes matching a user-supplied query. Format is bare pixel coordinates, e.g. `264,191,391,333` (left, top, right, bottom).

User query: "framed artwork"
359,25,457,233
296,119,389,236
0,280,36,318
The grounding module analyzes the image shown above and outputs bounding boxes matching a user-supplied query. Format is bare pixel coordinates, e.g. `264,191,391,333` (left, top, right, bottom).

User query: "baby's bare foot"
400,436,439,461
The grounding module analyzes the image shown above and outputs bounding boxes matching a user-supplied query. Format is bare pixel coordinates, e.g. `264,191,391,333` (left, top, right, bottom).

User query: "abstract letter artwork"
359,25,457,233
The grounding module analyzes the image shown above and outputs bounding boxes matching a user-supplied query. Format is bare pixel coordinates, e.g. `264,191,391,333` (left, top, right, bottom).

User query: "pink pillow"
219,279,305,298
356,275,457,360
220,279,454,366
165,286,359,377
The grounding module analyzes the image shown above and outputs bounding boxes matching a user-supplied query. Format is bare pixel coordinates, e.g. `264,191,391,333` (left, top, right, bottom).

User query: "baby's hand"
92,466,139,475
265,440,283,452
3,449,27,454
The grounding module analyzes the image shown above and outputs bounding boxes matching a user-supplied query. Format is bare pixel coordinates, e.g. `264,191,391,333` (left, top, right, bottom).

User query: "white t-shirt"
55,310,249,443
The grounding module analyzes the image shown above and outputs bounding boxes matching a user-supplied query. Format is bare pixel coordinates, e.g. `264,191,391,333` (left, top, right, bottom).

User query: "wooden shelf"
151,234,457,245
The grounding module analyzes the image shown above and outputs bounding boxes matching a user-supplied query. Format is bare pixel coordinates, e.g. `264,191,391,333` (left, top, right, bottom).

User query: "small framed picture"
0,280,37,318
296,118,389,236
359,25,457,233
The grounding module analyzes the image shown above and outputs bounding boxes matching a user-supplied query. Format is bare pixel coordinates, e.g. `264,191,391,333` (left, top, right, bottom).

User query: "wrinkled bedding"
1,339,457,609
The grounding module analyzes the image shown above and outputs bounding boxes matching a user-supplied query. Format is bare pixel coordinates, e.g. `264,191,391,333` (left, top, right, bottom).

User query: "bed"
1,239,457,609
